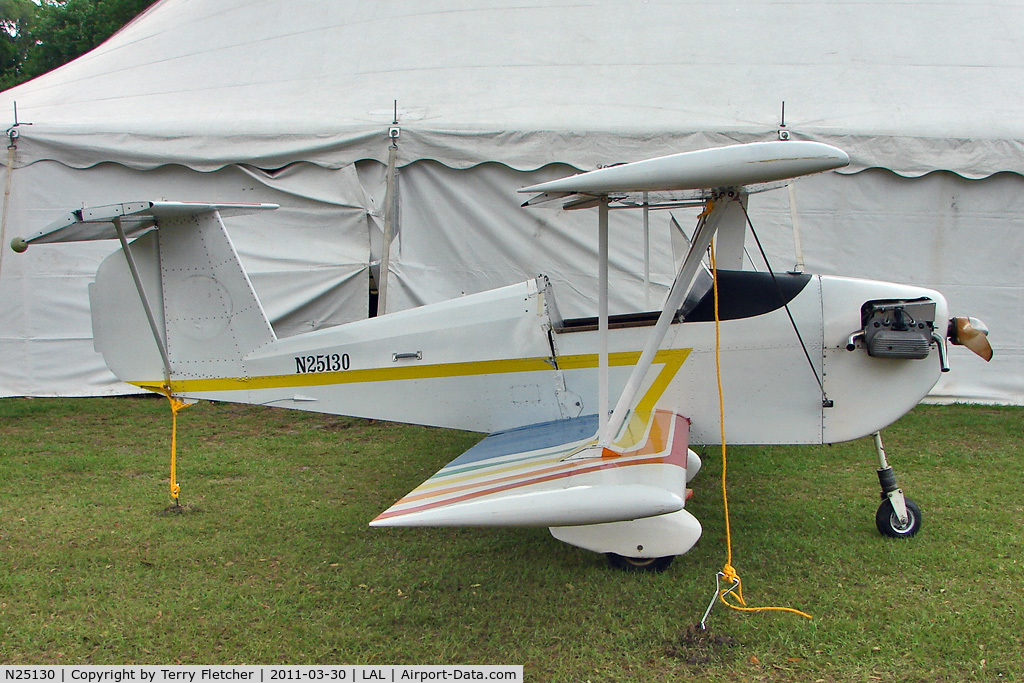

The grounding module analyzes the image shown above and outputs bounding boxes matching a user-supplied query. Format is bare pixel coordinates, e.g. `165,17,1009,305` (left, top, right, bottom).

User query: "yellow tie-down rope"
157,385,192,505
701,237,812,627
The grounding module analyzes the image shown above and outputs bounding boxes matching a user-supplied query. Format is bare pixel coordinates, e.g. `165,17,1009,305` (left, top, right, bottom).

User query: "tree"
0,0,40,90
1,0,154,91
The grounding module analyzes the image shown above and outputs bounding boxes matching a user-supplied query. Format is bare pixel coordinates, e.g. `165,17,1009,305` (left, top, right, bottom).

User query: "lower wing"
371,410,696,528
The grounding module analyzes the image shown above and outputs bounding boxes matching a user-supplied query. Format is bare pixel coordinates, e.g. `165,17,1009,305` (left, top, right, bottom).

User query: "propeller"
947,316,993,362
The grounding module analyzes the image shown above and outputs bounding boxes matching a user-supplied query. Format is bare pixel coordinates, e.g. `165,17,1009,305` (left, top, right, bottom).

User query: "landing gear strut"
872,431,922,538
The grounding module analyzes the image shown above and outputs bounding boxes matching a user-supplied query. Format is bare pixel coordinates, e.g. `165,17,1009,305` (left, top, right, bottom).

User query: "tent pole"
0,145,14,285
377,141,399,315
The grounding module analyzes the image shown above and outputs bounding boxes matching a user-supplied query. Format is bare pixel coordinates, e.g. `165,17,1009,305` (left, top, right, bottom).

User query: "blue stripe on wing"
444,414,599,469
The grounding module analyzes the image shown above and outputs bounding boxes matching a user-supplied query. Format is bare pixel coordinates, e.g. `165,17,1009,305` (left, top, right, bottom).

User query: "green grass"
1,398,1022,680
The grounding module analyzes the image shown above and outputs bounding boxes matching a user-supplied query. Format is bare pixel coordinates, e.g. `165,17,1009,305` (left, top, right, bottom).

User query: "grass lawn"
1,397,1021,680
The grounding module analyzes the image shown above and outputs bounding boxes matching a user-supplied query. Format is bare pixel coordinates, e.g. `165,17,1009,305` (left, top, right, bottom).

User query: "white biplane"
12,140,991,572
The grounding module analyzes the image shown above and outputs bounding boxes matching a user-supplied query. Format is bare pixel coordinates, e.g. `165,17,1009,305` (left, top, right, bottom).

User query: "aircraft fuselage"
133,271,946,446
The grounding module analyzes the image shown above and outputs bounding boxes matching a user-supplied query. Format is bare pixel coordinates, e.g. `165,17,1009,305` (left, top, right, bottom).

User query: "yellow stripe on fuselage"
131,349,692,410
614,348,691,449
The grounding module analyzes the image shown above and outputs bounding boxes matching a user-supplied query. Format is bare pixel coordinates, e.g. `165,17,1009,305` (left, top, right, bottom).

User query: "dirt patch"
158,503,203,516
664,624,739,665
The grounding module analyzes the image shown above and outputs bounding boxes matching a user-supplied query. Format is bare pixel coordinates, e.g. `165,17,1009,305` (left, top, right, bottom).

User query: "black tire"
875,497,922,538
605,553,675,573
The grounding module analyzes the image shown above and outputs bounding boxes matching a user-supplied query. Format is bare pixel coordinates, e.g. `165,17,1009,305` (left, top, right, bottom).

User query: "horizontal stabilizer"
518,141,848,200
371,410,692,528
13,201,278,249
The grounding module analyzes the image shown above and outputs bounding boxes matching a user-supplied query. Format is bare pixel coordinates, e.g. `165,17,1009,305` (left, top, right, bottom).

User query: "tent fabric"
2,0,1023,177
385,161,678,316
16,128,1024,180
0,0,1021,404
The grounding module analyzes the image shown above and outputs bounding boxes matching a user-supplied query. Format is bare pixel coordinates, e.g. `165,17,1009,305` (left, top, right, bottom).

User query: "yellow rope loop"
157,386,192,502
710,239,812,622
719,563,746,606
720,563,741,592
698,198,716,219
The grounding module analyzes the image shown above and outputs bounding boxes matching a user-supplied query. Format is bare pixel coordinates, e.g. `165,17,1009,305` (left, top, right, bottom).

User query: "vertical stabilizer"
156,209,276,383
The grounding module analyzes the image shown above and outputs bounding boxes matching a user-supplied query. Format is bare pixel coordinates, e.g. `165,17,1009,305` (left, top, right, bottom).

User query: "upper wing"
518,140,848,201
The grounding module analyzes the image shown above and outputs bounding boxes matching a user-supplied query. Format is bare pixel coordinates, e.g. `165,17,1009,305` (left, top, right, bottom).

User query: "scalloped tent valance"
2,0,1022,177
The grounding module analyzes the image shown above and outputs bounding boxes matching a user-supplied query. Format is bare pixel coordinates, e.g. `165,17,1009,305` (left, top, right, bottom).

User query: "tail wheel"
605,553,675,573
875,497,922,538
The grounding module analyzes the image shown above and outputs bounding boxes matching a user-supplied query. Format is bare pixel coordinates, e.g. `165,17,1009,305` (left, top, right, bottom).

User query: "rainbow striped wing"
370,410,691,528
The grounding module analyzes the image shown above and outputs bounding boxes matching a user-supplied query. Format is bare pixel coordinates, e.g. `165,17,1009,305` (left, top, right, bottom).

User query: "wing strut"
597,198,610,434
599,193,731,446
112,216,172,383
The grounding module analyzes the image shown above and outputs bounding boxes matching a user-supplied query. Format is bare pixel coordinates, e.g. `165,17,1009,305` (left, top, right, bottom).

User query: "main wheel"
606,553,675,573
875,497,922,538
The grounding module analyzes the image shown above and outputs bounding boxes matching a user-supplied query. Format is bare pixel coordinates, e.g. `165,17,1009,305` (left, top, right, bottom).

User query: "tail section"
15,201,278,390
152,207,276,385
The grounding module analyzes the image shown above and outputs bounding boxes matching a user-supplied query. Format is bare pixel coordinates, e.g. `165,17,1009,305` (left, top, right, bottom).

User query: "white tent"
0,0,1021,403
